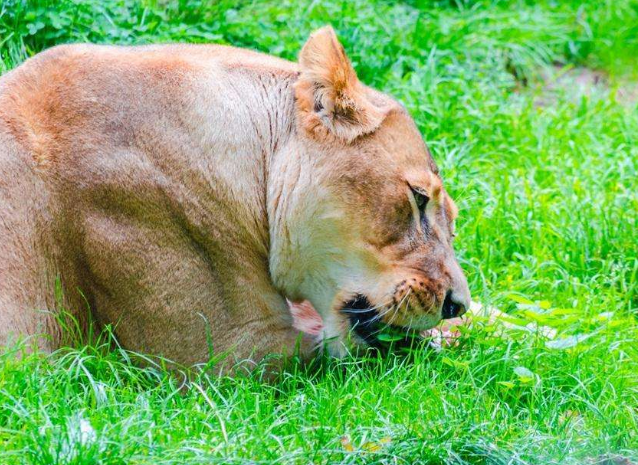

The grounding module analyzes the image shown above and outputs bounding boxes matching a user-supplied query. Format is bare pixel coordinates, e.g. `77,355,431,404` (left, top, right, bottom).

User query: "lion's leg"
0,225,67,353
0,137,64,353
204,314,318,376
0,292,61,353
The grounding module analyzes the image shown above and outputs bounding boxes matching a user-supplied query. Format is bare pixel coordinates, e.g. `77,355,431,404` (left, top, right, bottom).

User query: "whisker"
370,289,412,336
341,295,391,313
341,306,383,314
387,289,411,324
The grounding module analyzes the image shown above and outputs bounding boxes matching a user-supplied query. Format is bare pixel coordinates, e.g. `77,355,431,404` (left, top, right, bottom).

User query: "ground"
0,1,637,464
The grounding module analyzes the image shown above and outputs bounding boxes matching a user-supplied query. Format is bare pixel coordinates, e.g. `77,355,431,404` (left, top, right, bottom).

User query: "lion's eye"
412,189,429,213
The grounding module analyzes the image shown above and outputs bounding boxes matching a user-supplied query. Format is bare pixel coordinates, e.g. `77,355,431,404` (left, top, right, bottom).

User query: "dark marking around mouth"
340,294,421,350
341,295,381,346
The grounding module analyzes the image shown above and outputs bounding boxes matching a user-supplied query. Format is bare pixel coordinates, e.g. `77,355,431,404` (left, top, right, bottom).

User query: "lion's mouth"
341,295,420,349
342,295,379,345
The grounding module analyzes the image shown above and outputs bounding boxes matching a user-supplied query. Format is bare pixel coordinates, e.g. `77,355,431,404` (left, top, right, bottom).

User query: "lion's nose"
442,290,467,319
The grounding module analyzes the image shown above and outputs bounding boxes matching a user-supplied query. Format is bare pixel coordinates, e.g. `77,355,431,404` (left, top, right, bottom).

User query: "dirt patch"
587,454,637,465
532,64,638,107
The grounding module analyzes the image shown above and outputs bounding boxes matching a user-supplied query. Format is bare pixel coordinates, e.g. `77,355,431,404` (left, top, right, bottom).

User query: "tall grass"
0,0,636,463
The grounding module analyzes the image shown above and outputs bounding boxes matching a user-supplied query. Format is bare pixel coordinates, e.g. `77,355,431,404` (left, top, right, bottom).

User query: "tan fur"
0,27,470,365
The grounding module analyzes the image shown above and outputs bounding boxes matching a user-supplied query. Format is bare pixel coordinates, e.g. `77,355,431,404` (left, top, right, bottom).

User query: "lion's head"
270,26,470,354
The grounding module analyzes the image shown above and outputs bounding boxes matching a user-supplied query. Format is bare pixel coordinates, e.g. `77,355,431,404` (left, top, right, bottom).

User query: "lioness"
0,26,470,366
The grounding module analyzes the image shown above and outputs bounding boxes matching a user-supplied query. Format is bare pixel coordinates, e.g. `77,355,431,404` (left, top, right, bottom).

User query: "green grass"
1,0,637,463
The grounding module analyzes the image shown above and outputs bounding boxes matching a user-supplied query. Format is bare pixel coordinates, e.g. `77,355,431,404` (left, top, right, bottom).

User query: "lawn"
1,0,637,463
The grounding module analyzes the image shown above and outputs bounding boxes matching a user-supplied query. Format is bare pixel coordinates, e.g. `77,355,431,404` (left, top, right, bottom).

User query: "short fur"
0,27,470,366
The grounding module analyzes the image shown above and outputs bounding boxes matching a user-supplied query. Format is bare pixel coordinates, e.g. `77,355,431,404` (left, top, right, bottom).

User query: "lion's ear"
295,26,385,143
